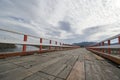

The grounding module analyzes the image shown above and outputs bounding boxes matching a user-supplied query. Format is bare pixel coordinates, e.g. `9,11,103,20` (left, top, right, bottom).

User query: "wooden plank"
39,55,70,80
78,53,84,62
7,54,59,69
65,56,78,66
27,56,64,73
47,64,66,80
0,67,33,80
91,61,103,80
54,78,63,80
85,60,105,80
57,65,72,79
67,61,85,80
88,49,120,64
0,48,120,80
84,60,93,80
24,50,78,80
96,60,120,80
85,50,120,80
0,54,64,80
54,55,79,79
92,54,104,60
24,56,71,80
23,72,53,80
84,54,92,61
0,63,18,73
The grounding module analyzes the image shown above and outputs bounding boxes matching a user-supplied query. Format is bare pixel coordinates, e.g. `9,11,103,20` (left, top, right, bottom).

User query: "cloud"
59,21,72,32
0,0,120,44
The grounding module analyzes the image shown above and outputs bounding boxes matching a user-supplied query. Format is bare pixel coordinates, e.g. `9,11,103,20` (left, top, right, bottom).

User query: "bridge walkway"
0,48,120,80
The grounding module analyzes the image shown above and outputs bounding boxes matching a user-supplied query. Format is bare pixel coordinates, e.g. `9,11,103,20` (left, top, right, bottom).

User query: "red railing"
87,34,120,64
0,28,79,58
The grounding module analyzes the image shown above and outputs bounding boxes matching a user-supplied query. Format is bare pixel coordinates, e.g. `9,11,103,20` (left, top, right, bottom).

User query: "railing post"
118,36,120,44
118,36,120,54
22,35,27,52
40,38,42,51
108,40,111,54
49,40,52,50
55,41,57,50
102,42,104,52
60,42,61,50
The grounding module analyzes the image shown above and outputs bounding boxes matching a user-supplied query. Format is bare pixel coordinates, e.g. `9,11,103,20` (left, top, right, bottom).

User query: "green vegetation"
0,43,16,49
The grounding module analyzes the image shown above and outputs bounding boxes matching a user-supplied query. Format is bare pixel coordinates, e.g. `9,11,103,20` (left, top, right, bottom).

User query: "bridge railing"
0,28,79,58
87,34,120,64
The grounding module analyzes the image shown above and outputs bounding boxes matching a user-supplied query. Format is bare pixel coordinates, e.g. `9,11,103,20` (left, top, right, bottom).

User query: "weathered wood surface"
0,48,120,80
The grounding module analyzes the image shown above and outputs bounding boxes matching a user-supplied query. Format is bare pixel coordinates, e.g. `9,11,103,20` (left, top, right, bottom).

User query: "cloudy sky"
0,0,120,43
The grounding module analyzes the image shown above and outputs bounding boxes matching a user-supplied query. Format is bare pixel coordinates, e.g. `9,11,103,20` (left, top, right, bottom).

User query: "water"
0,45,40,54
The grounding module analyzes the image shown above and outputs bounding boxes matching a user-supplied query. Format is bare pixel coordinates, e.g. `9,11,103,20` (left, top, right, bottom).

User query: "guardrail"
0,28,79,58
87,34,120,65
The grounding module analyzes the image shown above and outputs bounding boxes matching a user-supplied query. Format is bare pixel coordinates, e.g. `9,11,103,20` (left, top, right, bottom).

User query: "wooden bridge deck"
0,48,120,80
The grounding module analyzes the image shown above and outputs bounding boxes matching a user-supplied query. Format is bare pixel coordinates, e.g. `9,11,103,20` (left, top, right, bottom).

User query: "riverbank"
0,43,16,49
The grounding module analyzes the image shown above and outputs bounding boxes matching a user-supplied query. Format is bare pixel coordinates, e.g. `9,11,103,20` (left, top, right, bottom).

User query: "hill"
73,42,96,47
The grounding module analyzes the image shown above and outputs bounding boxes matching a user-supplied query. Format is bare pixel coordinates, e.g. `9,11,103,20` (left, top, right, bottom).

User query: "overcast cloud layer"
0,0,120,43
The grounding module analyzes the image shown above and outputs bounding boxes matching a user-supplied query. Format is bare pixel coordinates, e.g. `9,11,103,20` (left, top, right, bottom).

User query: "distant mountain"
73,42,97,47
